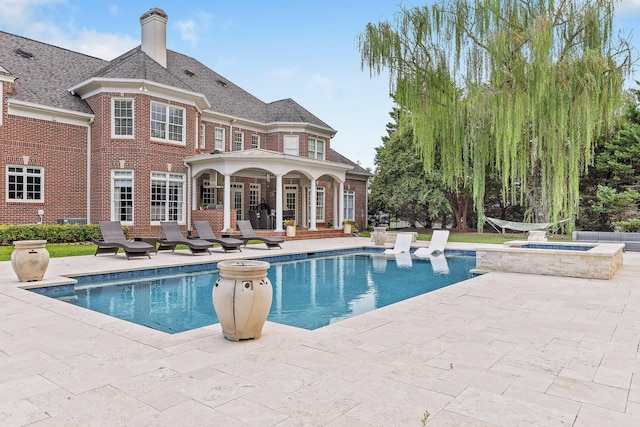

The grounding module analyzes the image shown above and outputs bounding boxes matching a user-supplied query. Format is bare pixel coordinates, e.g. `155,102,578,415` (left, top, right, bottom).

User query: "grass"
0,231,571,262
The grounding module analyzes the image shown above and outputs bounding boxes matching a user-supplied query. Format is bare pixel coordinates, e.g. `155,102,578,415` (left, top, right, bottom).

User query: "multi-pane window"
215,128,225,150
251,134,260,149
344,190,355,221
201,188,214,205
7,166,43,201
150,102,184,143
112,170,133,222
150,172,185,222
308,137,325,160
234,132,244,150
249,183,260,210
316,186,325,221
113,98,134,137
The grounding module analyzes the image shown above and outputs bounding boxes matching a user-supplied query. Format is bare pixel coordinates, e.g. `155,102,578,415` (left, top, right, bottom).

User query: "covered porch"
184,149,353,233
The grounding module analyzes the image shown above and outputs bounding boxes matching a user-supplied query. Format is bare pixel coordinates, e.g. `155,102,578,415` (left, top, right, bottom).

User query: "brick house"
0,7,370,236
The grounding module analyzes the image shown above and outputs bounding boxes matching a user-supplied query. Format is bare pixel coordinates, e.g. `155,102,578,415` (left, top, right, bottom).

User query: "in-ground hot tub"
475,241,624,279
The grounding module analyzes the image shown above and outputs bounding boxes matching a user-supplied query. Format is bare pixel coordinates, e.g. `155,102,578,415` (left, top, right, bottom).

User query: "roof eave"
68,77,211,110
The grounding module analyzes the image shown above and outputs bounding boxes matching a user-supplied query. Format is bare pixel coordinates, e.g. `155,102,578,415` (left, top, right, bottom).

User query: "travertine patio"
1,237,640,426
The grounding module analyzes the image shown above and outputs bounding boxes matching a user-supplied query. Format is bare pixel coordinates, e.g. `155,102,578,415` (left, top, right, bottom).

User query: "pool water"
54,251,475,333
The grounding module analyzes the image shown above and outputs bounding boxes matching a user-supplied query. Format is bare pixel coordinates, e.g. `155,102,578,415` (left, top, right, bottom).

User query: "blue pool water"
521,243,594,251
36,250,475,333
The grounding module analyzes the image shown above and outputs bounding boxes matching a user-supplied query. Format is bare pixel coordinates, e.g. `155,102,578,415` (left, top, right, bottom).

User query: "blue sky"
1,0,639,170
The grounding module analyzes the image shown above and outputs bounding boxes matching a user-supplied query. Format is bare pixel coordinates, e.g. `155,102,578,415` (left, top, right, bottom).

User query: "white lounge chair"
414,230,450,258
383,232,413,254
394,251,413,268
427,253,450,274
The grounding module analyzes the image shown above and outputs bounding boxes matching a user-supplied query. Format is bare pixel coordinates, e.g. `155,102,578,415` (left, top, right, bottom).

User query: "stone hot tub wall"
475,242,625,280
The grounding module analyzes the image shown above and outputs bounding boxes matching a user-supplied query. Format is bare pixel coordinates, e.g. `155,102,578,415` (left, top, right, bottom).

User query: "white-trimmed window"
316,186,325,221
249,183,260,210
199,123,206,149
251,134,260,149
7,165,43,201
150,172,185,222
112,170,133,223
234,131,244,150
112,98,134,137
150,102,185,144
215,128,225,150
308,137,325,160
284,135,299,155
344,190,355,221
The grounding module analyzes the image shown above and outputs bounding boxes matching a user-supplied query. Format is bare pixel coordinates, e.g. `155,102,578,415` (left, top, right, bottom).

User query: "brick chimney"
140,7,168,68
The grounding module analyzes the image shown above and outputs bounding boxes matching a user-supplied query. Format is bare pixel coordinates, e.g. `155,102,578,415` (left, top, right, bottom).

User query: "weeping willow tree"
358,0,633,229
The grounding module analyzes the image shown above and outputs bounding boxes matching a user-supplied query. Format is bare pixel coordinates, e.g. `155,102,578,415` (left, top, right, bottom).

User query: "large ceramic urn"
213,260,273,341
11,240,50,282
371,226,387,246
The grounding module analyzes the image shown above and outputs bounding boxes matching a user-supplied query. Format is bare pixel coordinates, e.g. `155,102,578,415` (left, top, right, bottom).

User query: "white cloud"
175,19,198,48
271,67,298,79
309,74,336,97
0,0,66,29
615,0,640,16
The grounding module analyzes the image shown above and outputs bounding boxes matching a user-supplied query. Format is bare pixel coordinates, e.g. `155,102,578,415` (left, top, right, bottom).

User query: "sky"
1,0,640,171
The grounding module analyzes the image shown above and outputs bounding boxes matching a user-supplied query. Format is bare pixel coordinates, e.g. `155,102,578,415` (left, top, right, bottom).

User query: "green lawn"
0,231,570,262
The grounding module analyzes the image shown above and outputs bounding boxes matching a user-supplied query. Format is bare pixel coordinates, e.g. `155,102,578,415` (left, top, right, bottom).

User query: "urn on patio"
371,226,387,245
213,260,273,341
11,240,50,282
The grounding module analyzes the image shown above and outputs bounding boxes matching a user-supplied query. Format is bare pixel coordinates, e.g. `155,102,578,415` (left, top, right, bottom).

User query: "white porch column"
275,174,284,232
309,179,317,231
333,181,339,229
338,182,345,229
222,173,231,231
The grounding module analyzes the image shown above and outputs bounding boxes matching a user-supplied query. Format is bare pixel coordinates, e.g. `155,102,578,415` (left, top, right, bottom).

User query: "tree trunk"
449,192,469,232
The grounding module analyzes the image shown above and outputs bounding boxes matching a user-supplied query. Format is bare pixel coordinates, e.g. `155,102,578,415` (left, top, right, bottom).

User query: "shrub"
614,219,640,232
0,224,116,245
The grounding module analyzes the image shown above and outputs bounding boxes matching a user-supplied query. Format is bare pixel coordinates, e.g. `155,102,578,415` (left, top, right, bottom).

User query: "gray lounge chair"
192,221,243,252
92,221,153,259
159,221,212,255
236,220,284,249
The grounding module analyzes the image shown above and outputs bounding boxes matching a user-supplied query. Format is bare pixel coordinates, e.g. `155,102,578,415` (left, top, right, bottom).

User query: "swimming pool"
33,250,476,333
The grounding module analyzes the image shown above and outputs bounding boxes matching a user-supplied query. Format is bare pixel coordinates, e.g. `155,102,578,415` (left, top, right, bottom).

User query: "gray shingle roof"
0,30,334,130
0,31,107,114
330,149,372,177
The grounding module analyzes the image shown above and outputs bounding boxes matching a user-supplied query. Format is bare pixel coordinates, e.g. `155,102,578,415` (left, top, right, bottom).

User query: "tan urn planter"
11,240,50,282
213,260,273,341
286,225,296,237
343,224,352,234
371,226,387,245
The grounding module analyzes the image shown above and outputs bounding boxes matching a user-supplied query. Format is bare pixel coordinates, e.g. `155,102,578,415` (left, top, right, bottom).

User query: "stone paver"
1,237,640,426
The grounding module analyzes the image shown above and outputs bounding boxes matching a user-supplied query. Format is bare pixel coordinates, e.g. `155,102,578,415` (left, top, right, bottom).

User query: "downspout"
86,116,94,223
185,161,192,231
229,118,236,150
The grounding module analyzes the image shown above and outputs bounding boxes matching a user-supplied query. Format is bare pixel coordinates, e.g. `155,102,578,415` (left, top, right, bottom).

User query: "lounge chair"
159,221,212,255
192,221,243,252
428,253,450,274
394,251,413,268
414,230,450,258
92,221,153,259
236,220,284,249
383,232,413,254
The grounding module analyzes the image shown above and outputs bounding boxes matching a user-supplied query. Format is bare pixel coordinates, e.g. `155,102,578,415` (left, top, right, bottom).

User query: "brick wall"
0,81,88,225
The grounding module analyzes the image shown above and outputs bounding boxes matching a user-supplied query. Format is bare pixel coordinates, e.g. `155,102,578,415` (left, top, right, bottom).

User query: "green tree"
358,0,633,229
579,89,640,230
370,108,451,228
